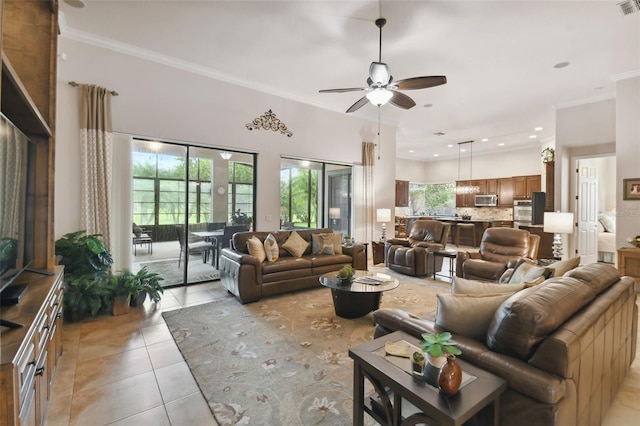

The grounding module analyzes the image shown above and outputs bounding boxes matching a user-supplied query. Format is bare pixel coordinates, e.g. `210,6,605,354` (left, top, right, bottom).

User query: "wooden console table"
618,247,640,292
0,266,64,426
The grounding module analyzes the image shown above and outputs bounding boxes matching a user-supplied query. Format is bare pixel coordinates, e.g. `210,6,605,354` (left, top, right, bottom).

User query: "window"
132,140,256,240
409,182,456,216
228,162,254,224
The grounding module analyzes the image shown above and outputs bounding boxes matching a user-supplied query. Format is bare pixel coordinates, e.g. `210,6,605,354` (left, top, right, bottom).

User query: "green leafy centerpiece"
337,264,354,282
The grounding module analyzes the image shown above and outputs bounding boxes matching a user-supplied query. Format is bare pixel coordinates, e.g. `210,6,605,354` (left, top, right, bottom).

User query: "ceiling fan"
319,17,447,113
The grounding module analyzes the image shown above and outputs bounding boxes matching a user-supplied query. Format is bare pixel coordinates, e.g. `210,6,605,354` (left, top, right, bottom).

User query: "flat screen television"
0,112,36,328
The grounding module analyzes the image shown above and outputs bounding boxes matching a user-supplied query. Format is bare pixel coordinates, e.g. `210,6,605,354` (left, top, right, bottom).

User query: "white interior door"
576,163,598,264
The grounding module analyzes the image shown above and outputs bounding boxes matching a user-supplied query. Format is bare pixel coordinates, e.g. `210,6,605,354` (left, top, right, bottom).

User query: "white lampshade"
366,88,393,106
329,207,341,219
376,208,392,223
543,212,574,234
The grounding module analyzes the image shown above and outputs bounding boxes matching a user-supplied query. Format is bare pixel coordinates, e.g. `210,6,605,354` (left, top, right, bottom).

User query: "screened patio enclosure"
131,139,255,286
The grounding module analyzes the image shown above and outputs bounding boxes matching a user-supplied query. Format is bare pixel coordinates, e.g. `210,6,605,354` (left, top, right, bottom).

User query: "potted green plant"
55,230,113,277
56,231,114,321
106,269,142,316
344,234,352,246
130,266,165,306
63,272,110,321
419,332,462,367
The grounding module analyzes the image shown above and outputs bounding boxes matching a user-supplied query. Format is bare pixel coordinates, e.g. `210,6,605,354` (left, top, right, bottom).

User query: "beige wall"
55,37,397,244
396,145,543,184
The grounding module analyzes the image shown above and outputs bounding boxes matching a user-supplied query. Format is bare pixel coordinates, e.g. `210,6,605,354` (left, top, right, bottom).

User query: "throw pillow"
435,293,513,341
263,233,279,262
598,213,616,233
547,256,580,277
247,236,266,262
452,276,525,295
507,259,551,284
312,232,335,255
332,232,343,255
133,223,143,237
282,231,309,257
422,230,434,242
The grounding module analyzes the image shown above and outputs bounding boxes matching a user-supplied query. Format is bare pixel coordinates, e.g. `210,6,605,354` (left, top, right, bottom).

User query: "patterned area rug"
162,267,450,425
134,257,220,287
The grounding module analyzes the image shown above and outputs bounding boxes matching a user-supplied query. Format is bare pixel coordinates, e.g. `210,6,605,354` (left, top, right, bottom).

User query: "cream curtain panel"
362,142,376,244
78,84,113,249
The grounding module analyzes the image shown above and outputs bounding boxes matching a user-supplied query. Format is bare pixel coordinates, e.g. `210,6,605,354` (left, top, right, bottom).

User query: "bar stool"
456,223,476,247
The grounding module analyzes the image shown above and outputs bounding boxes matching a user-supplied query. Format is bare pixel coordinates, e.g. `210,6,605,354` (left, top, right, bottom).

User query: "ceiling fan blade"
346,96,370,113
319,87,367,93
389,91,416,109
394,76,447,90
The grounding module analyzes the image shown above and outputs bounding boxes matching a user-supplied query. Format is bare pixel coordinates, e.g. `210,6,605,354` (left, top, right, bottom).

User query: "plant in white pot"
419,332,462,368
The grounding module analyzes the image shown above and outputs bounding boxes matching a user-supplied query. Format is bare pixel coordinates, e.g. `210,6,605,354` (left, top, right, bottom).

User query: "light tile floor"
44,261,640,425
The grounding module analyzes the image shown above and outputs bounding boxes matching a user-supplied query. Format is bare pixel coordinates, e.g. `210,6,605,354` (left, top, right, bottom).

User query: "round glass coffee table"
319,271,399,318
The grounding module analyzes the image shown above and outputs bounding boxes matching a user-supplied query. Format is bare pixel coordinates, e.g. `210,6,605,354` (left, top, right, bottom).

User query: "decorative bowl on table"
337,273,354,283
627,236,640,248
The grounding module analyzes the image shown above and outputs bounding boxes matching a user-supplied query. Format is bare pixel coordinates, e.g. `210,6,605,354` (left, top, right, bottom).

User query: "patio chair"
132,223,153,255
174,225,215,267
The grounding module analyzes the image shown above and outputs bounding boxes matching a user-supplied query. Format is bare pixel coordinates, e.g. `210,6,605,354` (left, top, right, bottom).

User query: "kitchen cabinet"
486,179,498,194
455,180,488,207
513,175,541,199
498,178,514,207
545,161,555,211
395,180,409,207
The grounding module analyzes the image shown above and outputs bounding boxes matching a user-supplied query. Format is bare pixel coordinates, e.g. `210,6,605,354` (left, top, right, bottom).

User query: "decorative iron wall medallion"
246,109,293,137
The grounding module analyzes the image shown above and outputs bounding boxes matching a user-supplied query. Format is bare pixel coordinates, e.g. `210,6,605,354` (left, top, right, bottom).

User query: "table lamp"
543,211,574,260
329,207,340,230
376,208,392,241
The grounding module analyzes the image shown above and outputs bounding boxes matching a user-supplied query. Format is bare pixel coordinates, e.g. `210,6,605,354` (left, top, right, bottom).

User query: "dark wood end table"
433,249,458,282
349,330,507,426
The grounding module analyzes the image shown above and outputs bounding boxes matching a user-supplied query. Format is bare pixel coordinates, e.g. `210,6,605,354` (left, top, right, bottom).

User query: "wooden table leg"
353,362,364,426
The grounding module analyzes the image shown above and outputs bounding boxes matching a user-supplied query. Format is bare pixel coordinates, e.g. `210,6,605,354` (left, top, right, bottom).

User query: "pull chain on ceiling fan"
319,17,447,113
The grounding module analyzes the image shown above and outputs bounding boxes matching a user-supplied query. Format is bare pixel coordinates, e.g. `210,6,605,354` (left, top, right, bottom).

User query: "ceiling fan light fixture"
366,88,393,106
369,62,390,85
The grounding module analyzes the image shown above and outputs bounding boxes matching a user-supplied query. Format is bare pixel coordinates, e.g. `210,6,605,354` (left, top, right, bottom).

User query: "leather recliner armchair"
456,227,540,281
384,220,450,277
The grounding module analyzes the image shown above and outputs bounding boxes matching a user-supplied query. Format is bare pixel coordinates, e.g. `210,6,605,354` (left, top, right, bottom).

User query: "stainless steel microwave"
475,194,498,207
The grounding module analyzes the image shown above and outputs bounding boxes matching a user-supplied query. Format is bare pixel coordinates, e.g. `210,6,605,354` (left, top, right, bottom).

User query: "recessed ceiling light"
534,127,543,131
554,62,570,69
447,144,453,148
433,154,439,157
529,135,537,139
409,150,414,153
481,138,489,142
461,148,466,152
498,143,505,146
424,103,433,108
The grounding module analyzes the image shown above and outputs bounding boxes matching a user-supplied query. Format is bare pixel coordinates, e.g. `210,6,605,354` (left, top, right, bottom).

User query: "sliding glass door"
280,158,351,236
132,140,255,286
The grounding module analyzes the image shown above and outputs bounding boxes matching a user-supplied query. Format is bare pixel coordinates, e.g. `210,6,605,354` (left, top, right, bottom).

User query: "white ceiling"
59,0,640,161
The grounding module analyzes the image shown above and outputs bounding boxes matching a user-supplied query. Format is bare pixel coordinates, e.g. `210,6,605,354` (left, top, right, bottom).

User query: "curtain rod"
68,81,119,96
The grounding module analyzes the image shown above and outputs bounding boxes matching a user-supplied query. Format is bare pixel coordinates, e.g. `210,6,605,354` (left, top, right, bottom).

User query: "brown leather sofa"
373,263,638,426
456,227,540,281
219,228,366,304
384,220,451,277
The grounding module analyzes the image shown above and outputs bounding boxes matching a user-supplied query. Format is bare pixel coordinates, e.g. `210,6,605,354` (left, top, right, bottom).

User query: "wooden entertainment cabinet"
0,267,64,426
1,1,60,425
